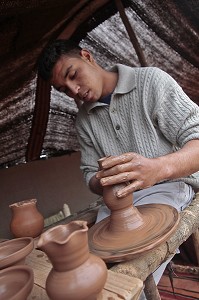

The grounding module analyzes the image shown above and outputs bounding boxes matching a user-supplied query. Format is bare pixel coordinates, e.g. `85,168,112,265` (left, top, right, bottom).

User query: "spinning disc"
88,203,179,262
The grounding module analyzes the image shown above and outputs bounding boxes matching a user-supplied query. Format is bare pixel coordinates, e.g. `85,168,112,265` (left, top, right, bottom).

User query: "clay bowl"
0,237,34,269
0,265,34,300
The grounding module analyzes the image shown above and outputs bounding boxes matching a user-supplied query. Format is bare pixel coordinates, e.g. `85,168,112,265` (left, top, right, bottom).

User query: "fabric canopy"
0,0,198,168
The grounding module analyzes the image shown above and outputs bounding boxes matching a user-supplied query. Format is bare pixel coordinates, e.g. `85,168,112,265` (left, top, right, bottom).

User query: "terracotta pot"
37,220,107,300
0,265,34,300
0,237,34,270
9,199,44,238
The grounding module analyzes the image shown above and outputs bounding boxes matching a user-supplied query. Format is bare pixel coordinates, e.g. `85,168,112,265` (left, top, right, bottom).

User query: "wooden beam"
144,274,161,300
27,0,111,161
170,262,199,276
59,0,110,39
26,76,51,162
115,0,148,67
192,228,199,265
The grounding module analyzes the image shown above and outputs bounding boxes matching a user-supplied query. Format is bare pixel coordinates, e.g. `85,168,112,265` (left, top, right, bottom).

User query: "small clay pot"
9,199,44,238
0,265,34,300
37,220,107,300
0,237,34,270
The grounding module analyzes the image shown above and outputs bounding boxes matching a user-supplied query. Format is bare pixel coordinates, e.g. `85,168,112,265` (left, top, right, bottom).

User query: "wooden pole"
170,262,199,275
144,274,161,300
114,0,148,67
192,228,199,265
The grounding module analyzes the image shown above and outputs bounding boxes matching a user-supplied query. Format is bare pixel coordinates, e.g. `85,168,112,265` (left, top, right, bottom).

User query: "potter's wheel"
88,203,180,262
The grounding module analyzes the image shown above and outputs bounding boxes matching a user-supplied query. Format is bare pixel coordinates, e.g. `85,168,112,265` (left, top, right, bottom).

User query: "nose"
66,82,80,98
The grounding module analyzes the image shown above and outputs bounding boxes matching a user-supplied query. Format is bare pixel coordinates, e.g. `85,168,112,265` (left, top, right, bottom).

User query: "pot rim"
37,220,88,248
9,199,37,208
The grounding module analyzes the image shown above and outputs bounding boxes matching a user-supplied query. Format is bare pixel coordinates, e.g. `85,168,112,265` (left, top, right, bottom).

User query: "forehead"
51,56,75,85
53,55,73,73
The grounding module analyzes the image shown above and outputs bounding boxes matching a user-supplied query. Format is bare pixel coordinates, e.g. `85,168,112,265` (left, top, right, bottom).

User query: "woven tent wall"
0,0,198,168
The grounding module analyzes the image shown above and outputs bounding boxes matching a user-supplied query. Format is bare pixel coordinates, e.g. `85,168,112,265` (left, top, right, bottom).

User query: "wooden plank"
27,284,48,300
103,271,143,300
26,247,51,289
26,247,143,300
43,199,102,231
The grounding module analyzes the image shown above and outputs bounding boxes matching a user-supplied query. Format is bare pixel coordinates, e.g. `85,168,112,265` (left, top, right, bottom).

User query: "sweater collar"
110,64,136,94
83,64,136,114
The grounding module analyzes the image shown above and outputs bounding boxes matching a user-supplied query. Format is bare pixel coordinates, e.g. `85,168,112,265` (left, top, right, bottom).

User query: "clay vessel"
0,237,34,270
9,199,44,238
0,265,34,300
37,220,107,300
97,157,146,234
88,157,180,262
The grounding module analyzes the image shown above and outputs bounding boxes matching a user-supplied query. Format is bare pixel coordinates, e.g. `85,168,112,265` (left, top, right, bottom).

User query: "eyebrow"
56,65,72,92
64,65,72,78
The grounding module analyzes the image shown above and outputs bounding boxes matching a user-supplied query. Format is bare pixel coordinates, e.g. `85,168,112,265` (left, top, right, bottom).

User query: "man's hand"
96,152,163,198
92,140,199,198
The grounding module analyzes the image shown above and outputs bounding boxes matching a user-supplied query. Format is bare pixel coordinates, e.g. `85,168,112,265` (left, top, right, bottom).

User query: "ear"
80,49,94,63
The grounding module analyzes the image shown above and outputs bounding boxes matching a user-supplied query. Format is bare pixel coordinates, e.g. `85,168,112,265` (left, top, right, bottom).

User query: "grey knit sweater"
75,65,199,189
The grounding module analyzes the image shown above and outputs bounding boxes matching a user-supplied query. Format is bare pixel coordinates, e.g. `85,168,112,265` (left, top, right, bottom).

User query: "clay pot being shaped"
37,220,107,300
0,237,34,270
0,265,34,300
88,157,180,262
9,199,44,238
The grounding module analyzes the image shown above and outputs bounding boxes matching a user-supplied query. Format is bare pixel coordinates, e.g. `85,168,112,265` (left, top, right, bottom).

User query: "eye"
70,71,77,80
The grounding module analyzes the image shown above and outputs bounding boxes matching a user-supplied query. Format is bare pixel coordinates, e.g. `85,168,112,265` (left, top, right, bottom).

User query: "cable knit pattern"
76,65,199,189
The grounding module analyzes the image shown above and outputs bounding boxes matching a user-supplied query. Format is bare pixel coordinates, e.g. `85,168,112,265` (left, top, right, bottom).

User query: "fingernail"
117,191,126,198
101,179,106,185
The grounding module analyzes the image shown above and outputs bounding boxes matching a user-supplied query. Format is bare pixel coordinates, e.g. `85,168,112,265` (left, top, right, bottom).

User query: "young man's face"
51,50,105,104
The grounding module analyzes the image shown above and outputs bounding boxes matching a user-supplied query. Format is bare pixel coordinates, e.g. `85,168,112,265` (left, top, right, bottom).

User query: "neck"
102,70,118,97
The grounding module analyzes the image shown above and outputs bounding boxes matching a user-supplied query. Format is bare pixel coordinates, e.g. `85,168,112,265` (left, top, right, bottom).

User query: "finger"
100,153,137,169
116,181,143,198
100,171,136,186
96,162,134,179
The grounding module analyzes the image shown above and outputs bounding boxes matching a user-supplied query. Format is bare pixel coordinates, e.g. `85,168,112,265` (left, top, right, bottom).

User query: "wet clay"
88,157,180,262
37,220,107,300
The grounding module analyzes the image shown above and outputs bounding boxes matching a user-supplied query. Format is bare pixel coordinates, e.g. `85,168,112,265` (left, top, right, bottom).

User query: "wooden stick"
192,228,199,266
115,0,148,67
170,261,199,275
144,274,161,300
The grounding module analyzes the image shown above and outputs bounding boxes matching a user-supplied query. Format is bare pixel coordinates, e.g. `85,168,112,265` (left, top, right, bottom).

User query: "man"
38,39,199,296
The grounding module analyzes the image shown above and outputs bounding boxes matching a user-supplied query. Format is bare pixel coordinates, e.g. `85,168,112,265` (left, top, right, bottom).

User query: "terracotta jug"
9,199,44,238
37,220,107,300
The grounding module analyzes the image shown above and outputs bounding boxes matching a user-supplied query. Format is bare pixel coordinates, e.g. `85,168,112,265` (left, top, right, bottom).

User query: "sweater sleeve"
75,109,100,185
152,68,199,147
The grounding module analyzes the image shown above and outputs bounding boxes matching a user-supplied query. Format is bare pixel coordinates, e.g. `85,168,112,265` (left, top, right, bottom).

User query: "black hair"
37,39,82,81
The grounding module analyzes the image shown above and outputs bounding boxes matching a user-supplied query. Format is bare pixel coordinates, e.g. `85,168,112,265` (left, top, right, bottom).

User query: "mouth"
83,91,88,99
82,90,90,101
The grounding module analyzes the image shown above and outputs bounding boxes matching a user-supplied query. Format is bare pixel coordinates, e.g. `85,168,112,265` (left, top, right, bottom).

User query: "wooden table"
26,244,143,300
26,192,199,300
